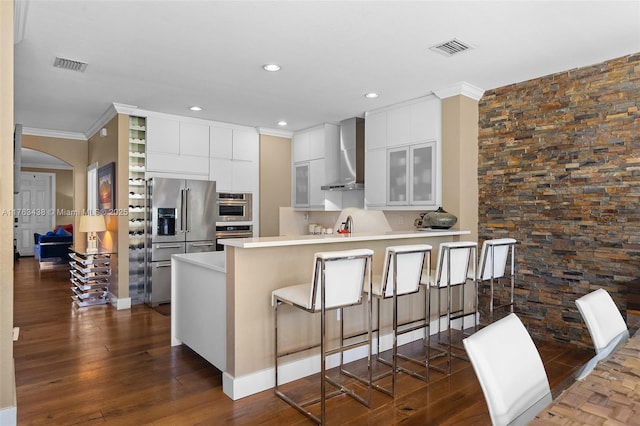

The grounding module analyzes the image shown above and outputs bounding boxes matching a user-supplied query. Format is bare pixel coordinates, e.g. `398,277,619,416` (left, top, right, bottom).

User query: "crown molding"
257,127,293,138
85,103,138,139
22,127,87,141
433,81,485,101
14,0,29,45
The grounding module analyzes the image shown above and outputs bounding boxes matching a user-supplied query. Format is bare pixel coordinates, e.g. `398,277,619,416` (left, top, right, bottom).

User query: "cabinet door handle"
190,242,214,247
155,261,172,268
155,244,182,249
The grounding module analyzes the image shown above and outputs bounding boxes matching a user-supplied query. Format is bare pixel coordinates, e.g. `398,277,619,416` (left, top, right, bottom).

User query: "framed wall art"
98,162,115,213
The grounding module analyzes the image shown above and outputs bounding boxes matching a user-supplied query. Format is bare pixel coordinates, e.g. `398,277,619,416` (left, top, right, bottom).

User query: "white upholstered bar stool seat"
272,248,374,425
574,288,630,379
363,244,431,396
463,313,552,426
474,238,517,323
425,241,478,374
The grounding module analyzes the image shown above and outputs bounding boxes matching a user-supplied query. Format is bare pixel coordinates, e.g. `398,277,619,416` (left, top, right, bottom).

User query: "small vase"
425,207,457,229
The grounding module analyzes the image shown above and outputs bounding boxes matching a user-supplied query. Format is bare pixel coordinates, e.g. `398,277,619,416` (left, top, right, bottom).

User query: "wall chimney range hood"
321,117,365,191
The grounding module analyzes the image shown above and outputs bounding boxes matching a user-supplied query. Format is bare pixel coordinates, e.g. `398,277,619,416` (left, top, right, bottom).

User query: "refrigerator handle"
184,187,190,233
179,188,185,233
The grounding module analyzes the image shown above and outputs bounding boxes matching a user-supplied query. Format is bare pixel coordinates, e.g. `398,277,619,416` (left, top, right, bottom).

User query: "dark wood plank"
13,257,593,425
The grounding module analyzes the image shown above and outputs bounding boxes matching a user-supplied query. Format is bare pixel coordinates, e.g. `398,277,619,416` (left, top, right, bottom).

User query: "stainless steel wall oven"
215,224,253,251
217,192,252,222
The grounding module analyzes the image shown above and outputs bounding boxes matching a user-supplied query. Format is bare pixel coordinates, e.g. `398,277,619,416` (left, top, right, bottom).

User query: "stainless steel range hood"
321,117,365,191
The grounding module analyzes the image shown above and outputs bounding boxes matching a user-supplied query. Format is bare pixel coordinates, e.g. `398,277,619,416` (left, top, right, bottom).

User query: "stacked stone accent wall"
478,53,640,347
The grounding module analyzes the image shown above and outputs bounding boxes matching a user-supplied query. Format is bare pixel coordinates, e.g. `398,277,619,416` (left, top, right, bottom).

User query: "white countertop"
172,251,226,272
219,229,470,249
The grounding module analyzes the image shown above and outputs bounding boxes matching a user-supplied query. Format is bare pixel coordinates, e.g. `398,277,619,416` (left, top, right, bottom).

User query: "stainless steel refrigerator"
146,177,217,306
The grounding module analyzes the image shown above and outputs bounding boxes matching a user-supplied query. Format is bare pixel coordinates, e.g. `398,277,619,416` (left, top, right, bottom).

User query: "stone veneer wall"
478,53,640,347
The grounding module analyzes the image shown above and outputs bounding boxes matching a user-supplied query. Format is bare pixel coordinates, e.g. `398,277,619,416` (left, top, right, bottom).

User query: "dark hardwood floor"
14,257,593,425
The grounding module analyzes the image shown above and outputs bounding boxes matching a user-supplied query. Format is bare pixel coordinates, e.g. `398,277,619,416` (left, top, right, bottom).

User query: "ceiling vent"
53,57,88,72
430,39,473,56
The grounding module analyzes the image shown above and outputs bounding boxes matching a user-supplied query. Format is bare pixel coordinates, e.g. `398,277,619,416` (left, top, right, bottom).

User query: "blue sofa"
34,226,73,262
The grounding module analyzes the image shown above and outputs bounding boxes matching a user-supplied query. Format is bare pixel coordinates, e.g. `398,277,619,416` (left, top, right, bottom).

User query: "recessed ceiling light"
189,106,202,111
263,64,281,72
277,121,288,127
364,92,379,99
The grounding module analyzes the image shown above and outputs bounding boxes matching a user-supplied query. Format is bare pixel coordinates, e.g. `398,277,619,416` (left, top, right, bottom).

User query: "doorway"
13,172,56,257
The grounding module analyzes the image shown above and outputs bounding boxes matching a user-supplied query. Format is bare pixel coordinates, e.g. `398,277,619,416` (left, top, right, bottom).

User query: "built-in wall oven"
215,224,253,251
217,192,252,222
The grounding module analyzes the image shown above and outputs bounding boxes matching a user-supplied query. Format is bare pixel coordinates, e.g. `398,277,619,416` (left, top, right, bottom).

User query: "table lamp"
79,215,106,253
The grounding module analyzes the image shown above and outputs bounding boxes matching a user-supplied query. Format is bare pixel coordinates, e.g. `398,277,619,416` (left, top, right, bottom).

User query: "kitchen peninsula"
171,229,470,400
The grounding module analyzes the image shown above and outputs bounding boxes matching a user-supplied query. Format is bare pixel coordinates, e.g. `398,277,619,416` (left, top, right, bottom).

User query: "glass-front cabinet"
294,163,310,207
387,141,436,207
410,143,435,205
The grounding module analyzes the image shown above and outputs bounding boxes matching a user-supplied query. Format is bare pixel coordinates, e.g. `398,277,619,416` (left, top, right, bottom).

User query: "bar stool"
475,238,516,323
363,244,431,396
426,241,477,375
272,248,373,425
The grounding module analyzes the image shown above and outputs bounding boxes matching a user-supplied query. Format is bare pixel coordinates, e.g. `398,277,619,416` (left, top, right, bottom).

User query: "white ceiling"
14,0,640,138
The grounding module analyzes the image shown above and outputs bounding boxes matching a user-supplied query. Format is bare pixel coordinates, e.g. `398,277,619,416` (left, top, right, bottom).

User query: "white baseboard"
0,358,17,426
0,406,17,426
222,314,476,400
109,294,131,310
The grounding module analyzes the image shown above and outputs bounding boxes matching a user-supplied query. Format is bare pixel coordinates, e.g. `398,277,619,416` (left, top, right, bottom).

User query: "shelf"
69,250,111,307
129,115,147,306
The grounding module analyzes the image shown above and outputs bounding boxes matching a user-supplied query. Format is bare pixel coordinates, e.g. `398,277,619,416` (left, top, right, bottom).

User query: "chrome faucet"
345,215,353,234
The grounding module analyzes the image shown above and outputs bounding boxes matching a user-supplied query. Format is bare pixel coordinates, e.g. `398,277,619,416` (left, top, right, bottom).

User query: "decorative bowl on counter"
415,207,458,229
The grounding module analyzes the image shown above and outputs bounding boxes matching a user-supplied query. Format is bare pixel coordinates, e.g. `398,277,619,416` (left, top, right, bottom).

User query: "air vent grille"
430,39,473,56
53,57,88,72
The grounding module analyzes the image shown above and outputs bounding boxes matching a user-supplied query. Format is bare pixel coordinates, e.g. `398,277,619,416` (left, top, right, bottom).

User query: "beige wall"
22,167,74,226
87,114,129,300
259,134,291,237
0,0,15,416
441,94,479,242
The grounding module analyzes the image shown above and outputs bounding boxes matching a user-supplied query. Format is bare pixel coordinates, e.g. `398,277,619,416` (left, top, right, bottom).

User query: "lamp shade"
78,215,107,233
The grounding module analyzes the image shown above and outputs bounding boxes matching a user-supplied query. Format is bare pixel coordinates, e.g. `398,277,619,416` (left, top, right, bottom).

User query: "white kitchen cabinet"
209,127,259,192
292,132,310,163
147,117,209,157
291,124,339,210
387,147,409,204
210,127,258,161
292,124,338,163
147,116,210,177
387,142,437,207
179,122,210,157
210,126,233,159
293,160,326,209
209,158,232,191
411,98,440,142
230,160,257,193
147,152,209,177
146,116,180,154
410,143,436,205
386,105,411,147
364,149,387,207
309,159,326,207
293,163,310,207
232,128,258,161
365,112,387,150
364,94,441,210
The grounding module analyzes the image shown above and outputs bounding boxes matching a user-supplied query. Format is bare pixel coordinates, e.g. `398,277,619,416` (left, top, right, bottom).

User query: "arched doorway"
14,149,74,257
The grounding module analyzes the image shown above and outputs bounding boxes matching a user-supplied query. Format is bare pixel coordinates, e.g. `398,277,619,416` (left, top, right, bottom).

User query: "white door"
14,172,56,257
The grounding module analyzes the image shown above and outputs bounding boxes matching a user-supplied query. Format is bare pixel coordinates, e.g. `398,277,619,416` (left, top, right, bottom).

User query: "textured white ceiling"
14,0,640,137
